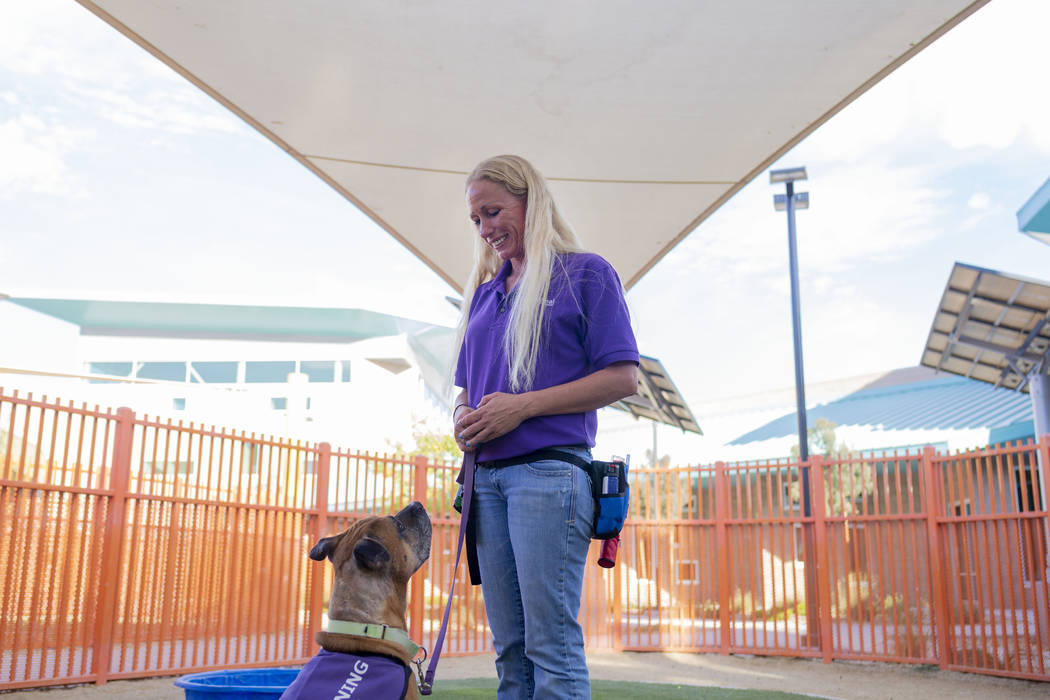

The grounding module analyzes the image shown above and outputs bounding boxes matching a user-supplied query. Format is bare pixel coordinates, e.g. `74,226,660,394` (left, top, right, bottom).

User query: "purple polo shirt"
455,252,639,462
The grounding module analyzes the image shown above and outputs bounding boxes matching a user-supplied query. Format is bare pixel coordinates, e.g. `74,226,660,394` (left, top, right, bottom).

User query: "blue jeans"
473,446,594,700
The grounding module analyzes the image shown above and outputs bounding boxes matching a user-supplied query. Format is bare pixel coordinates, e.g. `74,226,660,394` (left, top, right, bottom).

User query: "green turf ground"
428,677,822,698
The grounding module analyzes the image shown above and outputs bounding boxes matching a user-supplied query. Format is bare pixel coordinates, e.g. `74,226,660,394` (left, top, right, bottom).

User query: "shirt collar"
492,260,514,300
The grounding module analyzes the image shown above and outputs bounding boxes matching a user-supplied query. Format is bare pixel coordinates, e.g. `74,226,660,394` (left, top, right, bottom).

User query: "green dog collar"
325,619,422,659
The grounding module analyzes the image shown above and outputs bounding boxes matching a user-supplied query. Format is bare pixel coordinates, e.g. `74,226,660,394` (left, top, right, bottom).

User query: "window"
792,523,806,563
173,398,186,411
89,362,132,376
301,361,335,383
88,362,132,382
271,397,287,410
340,360,351,382
241,444,260,473
191,361,238,383
676,560,699,585
782,481,801,514
137,362,187,382
245,361,295,383
147,460,194,475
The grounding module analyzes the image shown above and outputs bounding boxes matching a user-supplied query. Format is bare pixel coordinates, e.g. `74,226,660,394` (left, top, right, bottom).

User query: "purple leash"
419,451,476,695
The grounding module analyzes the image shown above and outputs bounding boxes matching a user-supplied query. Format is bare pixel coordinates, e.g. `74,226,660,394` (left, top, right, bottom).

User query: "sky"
3,0,1050,442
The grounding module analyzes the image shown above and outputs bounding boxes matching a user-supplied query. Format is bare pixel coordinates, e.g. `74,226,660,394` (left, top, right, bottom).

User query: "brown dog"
281,501,432,700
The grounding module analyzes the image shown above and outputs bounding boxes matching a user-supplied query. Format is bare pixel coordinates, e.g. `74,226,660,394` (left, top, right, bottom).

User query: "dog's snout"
396,501,427,520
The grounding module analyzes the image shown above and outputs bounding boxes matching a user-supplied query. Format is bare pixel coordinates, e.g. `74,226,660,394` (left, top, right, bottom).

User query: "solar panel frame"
921,262,1050,393
610,355,702,435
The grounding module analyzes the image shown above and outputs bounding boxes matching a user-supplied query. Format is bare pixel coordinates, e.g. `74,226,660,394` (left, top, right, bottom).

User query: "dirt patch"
2,652,1045,699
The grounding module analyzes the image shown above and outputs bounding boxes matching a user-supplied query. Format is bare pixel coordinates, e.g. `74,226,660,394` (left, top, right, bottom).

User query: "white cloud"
968,192,991,210
1,0,246,137
897,0,1050,153
802,283,924,382
798,0,1050,162
68,84,244,135
799,161,947,268
669,157,947,288
0,113,91,196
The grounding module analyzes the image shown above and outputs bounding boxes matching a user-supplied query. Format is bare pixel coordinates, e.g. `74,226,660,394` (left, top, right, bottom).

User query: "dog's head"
308,501,432,624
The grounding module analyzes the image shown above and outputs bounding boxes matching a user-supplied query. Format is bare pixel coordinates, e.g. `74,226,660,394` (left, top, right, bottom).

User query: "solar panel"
611,355,702,435
921,262,1050,392
447,296,700,433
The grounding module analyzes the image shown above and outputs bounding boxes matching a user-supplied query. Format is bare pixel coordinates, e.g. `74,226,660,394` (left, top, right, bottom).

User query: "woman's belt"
475,445,589,470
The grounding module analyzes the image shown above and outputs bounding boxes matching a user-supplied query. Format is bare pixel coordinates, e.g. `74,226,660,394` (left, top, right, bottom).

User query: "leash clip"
413,646,431,695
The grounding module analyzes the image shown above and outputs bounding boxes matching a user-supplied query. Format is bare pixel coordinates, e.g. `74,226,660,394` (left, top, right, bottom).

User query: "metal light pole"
771,166,811,498
770,166,818,645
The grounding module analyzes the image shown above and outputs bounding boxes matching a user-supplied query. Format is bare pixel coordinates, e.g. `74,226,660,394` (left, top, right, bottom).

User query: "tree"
789,418,875,517
644,448,671,470
387,413,461,463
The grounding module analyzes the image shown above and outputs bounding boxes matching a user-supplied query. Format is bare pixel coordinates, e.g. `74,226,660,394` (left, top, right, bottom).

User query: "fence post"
715,461,730,654
809,455,833,663
921,445,950,669
92,407,134,685
409,455,428,645
1037,436,1050,635
308,443,332,655
1039,436,1050,588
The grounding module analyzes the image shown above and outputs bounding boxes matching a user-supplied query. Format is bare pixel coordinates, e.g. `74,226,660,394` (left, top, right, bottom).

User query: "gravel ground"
2,651,1047,699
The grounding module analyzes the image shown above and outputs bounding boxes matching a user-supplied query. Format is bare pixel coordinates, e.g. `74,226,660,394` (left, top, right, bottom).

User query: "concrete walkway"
3,651,1046,698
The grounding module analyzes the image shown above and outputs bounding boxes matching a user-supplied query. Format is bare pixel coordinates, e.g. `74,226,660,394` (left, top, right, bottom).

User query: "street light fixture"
769,166,808,184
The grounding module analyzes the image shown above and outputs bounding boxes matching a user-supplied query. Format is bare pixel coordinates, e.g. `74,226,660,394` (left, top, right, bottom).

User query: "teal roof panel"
1018,176,1050,246
730,373,1032,445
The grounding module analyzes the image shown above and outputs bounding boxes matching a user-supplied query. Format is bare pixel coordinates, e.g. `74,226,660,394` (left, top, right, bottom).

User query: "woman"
453,154,638,699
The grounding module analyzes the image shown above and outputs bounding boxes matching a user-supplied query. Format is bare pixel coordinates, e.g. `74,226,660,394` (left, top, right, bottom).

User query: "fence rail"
1,389,1047,689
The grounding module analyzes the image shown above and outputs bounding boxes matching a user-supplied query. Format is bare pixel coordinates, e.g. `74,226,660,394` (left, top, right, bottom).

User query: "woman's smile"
467,178,527,266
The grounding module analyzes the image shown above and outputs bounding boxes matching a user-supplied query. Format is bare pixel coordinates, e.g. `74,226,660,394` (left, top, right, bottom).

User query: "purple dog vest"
280,649,411,699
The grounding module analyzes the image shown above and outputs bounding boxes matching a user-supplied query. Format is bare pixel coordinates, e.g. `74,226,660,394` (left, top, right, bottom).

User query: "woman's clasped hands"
453,392,531,452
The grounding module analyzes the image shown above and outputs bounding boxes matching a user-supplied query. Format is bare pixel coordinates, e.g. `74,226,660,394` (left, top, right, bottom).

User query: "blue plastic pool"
174,668,300,699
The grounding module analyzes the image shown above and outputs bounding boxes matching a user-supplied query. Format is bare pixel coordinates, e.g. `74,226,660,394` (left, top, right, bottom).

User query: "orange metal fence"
1,389,1048,689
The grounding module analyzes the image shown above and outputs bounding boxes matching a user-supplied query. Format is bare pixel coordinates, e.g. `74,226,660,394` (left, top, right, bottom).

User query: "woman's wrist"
516,391,539,421
453,402,470,421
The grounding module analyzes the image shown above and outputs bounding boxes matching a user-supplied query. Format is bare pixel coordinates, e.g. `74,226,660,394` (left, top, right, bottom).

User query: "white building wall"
0,321,446,455
0,302,81,376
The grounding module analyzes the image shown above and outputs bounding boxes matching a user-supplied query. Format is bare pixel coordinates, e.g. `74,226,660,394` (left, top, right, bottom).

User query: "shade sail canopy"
77,0,986,292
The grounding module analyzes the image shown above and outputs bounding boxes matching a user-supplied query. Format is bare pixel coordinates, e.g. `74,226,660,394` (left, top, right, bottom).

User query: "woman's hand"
452,404,476,452
455,392,531,447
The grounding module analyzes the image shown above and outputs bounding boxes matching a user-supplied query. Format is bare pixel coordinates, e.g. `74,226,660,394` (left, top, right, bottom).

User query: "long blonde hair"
456,155,584,393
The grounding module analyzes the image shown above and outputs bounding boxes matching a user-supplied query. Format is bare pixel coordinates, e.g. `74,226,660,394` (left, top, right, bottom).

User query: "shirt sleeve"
453,287,482,389
579,256,640,371
454,339,468,389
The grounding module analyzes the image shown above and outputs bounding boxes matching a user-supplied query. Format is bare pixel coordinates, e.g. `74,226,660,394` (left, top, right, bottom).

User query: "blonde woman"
453,155,638,699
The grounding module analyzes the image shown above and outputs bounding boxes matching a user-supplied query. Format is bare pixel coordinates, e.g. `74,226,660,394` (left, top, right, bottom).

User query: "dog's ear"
353,537,391,571
309,535,340,562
